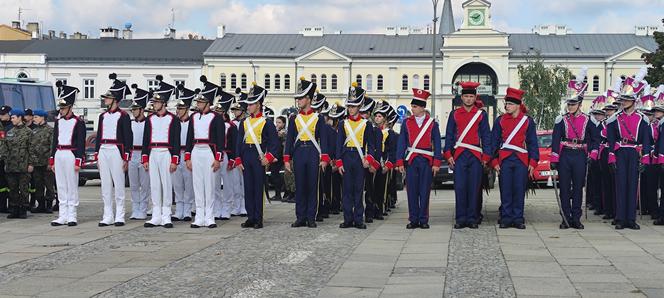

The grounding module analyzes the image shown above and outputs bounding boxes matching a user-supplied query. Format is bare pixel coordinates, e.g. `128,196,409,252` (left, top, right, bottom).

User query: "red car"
532,130,557,183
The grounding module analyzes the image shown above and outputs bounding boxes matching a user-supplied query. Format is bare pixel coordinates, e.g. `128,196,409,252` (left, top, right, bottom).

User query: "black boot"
6,207,19,219
19,207,27,219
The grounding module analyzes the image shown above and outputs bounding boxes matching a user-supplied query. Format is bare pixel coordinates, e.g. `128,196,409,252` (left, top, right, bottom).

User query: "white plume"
576,66,588,82
634,66,648,83
612,77,622,91
654,85,664,97
642,83,651,96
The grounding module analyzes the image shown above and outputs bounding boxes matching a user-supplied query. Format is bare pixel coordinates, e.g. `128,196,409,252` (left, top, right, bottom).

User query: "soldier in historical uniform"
359,96,381,223
550,68,598,229
95,73,133,227
141,75,180,228
638,88,659,218
127,84,151,220
230,100,248,216
327,103,345,214
490,87,539,229
184,77,225,229
396,88,442,229
212,89,236,220
235,83,279,229
0,105,12,213
606,68,652,230
29,109,55,213
284,78,330,228
372,100,397,220
337,82,377,229
0,109,33,218
444,81,492,229
587,95,608,216
171,84,197,222
50,82,86,226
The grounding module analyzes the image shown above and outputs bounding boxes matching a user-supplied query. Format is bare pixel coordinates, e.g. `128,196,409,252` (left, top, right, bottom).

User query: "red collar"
506,112,523,119
348,114,361,121
251,112,263,119
299,108,314,115
460,106,478,114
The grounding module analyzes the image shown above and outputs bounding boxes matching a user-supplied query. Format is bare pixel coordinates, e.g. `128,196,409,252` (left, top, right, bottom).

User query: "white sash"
344,119,367,160
500,116,528,154
244,118,266,159
454,110,483,153
405,117,434,161
295,113,321,154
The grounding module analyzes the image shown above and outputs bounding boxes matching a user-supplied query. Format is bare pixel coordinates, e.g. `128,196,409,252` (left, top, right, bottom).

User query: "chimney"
122,23,133,39
299,26,324,37
164,28,176,39
100,27,119,39
26,22,40,38
59,31,67,39
217,24,226,38
11,21,20,29
48,30,55,39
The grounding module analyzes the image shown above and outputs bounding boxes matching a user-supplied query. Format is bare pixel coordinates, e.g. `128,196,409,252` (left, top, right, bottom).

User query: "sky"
2,0,663,39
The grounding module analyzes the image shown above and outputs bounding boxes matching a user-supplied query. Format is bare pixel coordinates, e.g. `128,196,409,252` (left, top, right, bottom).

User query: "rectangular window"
56,79,67,86
83,79,95,99
147,79,160,92
174,80,185,87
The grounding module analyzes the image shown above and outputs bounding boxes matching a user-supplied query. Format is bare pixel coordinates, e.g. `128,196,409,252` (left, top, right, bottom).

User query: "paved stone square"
0,182,663,297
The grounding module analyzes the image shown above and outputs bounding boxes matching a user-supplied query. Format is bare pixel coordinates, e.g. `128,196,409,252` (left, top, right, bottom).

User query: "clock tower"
461,0,492,29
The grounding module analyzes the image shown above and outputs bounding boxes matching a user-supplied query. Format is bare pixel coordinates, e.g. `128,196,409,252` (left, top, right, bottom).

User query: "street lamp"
431,0,439,120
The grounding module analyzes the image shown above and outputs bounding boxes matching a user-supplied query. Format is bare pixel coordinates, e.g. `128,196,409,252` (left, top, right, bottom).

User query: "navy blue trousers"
294,146,320,222
242,149,265,224
498,155,527,225
453,151,483,225
615,148,639,224
640,164,658,215
406,156,432,225
600,148,615,217
342,152,365,224
558,148,587,223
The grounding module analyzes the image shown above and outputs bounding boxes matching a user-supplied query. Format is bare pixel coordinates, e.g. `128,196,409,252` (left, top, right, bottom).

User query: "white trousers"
192,146,216,226
172,151,194,219
214,152,234,218
231,167,246,215
98,145,126,224
147,149,173,226
128,150,150,219
52,150,79,224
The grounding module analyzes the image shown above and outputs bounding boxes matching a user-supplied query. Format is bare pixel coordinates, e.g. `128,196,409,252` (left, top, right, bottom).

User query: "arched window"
402,75,408,91
320,74,327,90
241,74,247,89
423,75,430,91
220,73,227,89
356,74,362,87
230,74,237,89
413,75,420,89
377,75,384,91
264,74,271,89
366,75,373,91
593,75,600,92
284,74,291,90
331,75,338,91
17,72,28,79
274,74,281,90
311,74,317,86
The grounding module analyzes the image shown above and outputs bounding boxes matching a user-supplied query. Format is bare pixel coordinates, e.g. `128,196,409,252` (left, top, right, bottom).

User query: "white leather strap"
405,117,434,161
295,113,321,154
500,116,528,153
244,118,266,159
454,110,483,153
344,120,366,160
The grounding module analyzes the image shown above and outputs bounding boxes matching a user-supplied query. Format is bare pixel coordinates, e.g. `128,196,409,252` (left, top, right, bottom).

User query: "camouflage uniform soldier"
29,110,55,213
0,109,33,219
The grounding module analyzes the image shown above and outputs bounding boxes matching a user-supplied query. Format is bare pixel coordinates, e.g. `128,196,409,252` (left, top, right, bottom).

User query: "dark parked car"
79,133,100,186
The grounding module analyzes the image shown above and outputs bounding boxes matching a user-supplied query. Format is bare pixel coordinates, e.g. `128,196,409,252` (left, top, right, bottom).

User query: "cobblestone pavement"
1,182,664,297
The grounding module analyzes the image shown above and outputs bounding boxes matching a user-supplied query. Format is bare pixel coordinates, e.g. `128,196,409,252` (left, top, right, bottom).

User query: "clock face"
468,9,485,26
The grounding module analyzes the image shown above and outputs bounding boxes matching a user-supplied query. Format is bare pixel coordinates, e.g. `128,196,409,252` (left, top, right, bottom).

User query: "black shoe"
253,222,263,229
593,210,604,216
208,224,217,229
190,224,200,228
468,223,479,229
144,223,156,228
560,222,570,229
331,210,340,215
627,222,640,230
322,213,330,219
241,220,254,228
51,222,64,226
182,216,192,222
98,222,110,227
406,222,419,229
355,223,367,229
44,207,53,214
220,217,230,221
307,222,317,228
231,214,238,217
454,223,465,229
499,223,510,229
602,214,614,220
7,211,19,219
67,222,77,227
163,223,173,229
420,223,430,229
291,220,306,228
654,219,664,225
382,212,389,216
315,216,324,222
610,220,617,226
615,224,624,230
365,218,373,223
114,222,125,227
374,215,385,220
339,222,353,228
571,222,584,229
513,223,526,229
240,214,248,217
171,217,181,222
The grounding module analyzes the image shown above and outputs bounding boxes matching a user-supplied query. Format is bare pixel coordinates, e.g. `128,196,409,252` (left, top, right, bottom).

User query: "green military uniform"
29,123,55,213
0,122,33,218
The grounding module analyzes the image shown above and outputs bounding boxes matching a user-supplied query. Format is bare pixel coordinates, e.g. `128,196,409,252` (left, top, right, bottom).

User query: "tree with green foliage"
517,53,572,130
643,19,664,86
